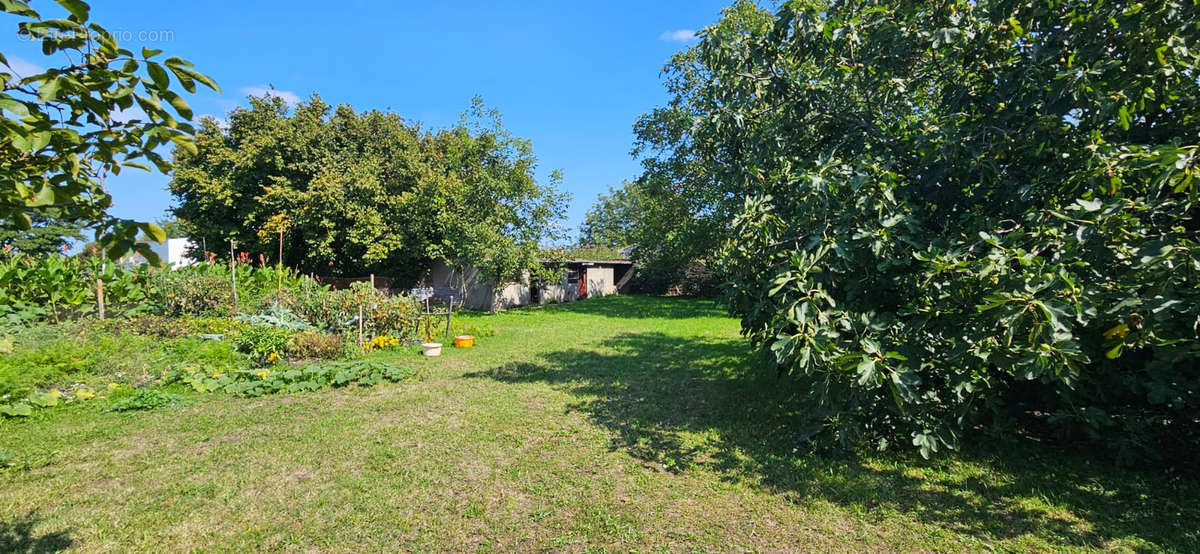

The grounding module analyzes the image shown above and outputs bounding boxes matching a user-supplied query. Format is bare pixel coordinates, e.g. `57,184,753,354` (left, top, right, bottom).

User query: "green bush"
640,0,1200,464
232,325,292,366
160,269,234,317
293,282,420,341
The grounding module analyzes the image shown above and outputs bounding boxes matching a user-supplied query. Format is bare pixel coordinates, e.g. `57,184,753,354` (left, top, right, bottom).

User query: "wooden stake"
277,229,284,303
357,301,365,348
230,239,238,311
96,278,105,320
370,273,375,290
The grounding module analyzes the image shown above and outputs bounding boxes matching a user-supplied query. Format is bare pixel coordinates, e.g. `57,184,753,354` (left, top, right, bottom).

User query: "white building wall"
147,238,197,268
586,267,616,297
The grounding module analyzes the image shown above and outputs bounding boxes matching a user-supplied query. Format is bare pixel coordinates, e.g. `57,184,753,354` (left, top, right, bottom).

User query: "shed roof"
543,258,633,265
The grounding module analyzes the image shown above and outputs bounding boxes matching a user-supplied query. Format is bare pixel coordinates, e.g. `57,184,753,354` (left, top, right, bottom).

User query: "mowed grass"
1,296,1197,552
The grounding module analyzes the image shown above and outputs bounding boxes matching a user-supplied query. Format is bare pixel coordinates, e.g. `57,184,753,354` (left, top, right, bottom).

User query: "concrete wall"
586,267,616,297
538,282,578,304
493,281,531,310
424,259,529,311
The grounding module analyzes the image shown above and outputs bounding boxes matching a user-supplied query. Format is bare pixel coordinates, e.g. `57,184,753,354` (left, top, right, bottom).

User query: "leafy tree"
0,0,218,261
579,182,640,248
638,0,1200,464
0,208,83,254
155,217,185,239
170,95,566,290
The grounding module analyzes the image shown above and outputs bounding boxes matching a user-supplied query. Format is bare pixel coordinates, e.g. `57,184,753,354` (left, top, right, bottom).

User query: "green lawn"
1,296,1197,552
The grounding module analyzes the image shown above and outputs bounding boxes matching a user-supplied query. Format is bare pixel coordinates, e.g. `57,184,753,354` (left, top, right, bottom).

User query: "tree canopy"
633,0,1200,464
578,182,640,248
0,208,83,255
1,0,218,261
170,95,566,287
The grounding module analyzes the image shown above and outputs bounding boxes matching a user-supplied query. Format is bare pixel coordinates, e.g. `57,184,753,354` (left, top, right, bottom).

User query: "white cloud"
0,55,44,84
240,86,302,106
659,29,697,42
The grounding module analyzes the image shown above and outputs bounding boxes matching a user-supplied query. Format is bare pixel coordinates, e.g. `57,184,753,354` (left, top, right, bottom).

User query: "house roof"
541,258,633,265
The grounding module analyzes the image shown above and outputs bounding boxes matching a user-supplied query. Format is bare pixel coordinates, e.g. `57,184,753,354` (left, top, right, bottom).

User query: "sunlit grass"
1,296,1196,551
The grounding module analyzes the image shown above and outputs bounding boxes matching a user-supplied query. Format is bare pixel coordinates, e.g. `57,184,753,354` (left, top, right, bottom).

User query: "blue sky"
2,0,734,239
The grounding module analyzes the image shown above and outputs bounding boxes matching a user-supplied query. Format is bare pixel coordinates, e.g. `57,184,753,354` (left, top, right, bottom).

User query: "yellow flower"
48,389,62,398
74,389,95,400
107,382,120,391
256,370,270,379
268,352,278,362
212,373,225,379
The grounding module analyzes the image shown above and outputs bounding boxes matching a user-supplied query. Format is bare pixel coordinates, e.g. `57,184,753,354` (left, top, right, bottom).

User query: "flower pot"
421,342,443,356
454,335,474,348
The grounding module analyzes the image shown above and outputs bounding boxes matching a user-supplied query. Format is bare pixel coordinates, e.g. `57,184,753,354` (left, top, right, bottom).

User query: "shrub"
232,325,292,366
642,0,1200,464
302,282,420,341
288,331,344,360
160,269,234,317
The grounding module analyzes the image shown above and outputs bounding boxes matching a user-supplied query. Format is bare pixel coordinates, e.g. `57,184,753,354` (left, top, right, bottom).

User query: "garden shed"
423,258,634,311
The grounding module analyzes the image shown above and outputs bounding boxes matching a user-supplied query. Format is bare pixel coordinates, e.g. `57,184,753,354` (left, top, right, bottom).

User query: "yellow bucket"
454,335,474,348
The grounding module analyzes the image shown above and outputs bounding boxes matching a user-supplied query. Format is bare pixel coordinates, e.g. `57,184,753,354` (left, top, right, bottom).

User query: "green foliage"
116,314,239,338
168,359,415,398
639,0,1200,463
0,0,218,261
0,322,243,399
169,95,566,288
107,388,177,412
0,402,32,417
235,303,311,331
0,209,85,255
232,324,291,366
578,182,639,249
160,268,233,317
286,281,421,341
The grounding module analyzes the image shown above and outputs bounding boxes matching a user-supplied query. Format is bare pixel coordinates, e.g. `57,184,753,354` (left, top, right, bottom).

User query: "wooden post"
230,239,238,311
96,278,105,320
277,229,284,303
369,273,375,290
357,301,364,349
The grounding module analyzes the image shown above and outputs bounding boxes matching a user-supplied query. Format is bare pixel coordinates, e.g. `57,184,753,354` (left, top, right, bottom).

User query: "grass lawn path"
1,296,1196,552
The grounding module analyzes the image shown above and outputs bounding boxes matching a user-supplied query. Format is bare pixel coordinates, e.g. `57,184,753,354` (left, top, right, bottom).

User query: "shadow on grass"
0,511,73,553
465,332,1199,551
